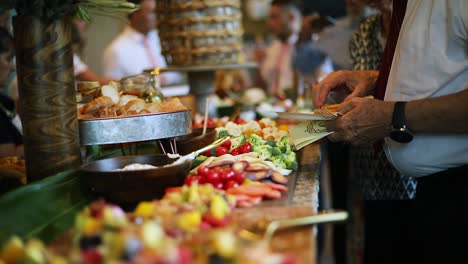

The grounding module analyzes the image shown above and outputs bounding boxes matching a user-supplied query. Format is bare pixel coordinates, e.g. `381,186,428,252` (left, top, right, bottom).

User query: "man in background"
314,0,370,70
254,0,303,98
102,0,182,84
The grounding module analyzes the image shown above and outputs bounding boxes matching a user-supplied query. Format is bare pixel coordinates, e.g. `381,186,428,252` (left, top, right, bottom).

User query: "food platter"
79,110,192,145
276,111,336,121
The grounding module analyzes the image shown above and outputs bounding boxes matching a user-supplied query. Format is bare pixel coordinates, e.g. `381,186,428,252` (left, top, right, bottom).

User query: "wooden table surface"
232,144,321,264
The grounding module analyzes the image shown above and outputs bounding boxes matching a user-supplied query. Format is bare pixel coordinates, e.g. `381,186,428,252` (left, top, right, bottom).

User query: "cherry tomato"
204,149,212,157
213,166,223,174
240,142,252,153
203,118,215,128
215,146,229,157
234,118,246,125
206,170,220,184
233,171,245,184
197,166,210,177
213,182,224,190
221,139,232,149
225,180,239,190
221,169,235,182
184,175,200,186
230,148,240,156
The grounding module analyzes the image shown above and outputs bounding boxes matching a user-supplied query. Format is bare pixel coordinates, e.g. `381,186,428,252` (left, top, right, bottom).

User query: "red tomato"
213,182,224,190
221,139,232,149
230,148,240,156
197,166,210,177
233,171,245,184
202,118,215,128
204,149,212,157
213,166,224,174
215,147,229,157
234,118,246,125
221,169,235,182
240,142,252,153
184,175,200,186
206,170,220,184
225,180,239,190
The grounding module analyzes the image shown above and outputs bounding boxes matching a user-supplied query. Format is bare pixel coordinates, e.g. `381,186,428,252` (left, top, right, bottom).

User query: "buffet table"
0,143,323,264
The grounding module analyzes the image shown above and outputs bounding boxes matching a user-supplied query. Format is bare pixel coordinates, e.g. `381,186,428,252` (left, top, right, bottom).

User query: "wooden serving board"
232,205,316,264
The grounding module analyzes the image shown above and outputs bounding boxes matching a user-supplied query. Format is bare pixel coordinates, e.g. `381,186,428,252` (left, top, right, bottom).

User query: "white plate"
276,111,337,121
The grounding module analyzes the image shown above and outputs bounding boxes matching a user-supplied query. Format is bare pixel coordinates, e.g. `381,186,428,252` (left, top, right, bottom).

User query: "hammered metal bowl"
81,154,191,205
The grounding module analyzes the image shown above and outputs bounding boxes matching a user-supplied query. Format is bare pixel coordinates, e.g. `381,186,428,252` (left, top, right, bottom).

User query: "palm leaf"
0,170,94,245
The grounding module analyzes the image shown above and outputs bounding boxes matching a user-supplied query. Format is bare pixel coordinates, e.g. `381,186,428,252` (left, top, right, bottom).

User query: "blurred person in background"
313,0,468,263
314,0,372,70
292,13,334,86
0,10,16,99
72,19,111,84
102,0,183,84
253,0,303,99
0,28,23,157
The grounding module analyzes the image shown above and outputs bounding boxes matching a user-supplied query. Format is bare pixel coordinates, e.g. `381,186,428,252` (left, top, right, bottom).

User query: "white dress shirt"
383,0,468,177
102,26,183,84
260,34,298,95
73,54,88,76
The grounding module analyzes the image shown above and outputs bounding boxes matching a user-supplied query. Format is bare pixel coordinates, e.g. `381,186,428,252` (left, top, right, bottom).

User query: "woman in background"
0,27,23,157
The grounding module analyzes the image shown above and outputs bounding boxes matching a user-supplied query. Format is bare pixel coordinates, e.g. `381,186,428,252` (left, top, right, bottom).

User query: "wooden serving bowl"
80,154,191,205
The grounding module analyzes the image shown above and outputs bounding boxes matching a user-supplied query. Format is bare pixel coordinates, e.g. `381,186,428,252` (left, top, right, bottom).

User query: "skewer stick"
202,97,210,135
169,138,175,154
158,140,166,155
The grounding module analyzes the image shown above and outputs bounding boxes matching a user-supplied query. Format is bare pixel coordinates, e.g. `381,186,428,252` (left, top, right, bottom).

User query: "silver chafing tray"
79,110,192,146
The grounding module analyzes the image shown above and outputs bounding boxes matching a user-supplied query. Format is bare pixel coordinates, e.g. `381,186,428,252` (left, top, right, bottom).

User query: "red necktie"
373,0,408,100
271,43,290,96
143,37,158,68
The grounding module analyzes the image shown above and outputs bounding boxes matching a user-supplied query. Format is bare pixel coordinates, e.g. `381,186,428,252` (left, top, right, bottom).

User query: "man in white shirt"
255,0,332,99
102,0,182,84
312,0,468,262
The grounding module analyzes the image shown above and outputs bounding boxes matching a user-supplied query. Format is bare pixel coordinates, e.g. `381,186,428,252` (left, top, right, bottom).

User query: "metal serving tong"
166,136,230,166
239,209,348,244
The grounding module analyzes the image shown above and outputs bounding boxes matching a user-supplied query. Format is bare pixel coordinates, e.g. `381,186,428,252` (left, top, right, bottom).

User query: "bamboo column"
13,16,81,181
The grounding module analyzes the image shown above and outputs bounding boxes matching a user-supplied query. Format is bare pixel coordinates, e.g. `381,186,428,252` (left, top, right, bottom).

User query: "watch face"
390,130,413,143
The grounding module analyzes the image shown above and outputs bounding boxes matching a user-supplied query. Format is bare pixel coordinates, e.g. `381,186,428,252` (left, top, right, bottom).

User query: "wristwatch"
389,101,413,143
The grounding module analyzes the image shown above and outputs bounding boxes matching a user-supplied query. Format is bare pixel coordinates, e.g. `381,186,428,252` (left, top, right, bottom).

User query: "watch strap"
392,101,407,129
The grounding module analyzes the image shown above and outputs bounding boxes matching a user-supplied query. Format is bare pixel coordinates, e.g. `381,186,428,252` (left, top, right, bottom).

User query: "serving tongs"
166,136,230,166
239,209,348,244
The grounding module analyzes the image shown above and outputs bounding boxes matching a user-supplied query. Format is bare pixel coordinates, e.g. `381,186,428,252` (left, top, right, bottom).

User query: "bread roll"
82,96,114,115
76,81,101,95
145,102,162,113
118,95,138,106
123,98,146,114
101,84,120,104
160,97,188,112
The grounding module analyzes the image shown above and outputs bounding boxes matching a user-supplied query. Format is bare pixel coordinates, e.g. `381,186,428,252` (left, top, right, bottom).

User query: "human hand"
325,97,394,145
312,70,379,108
